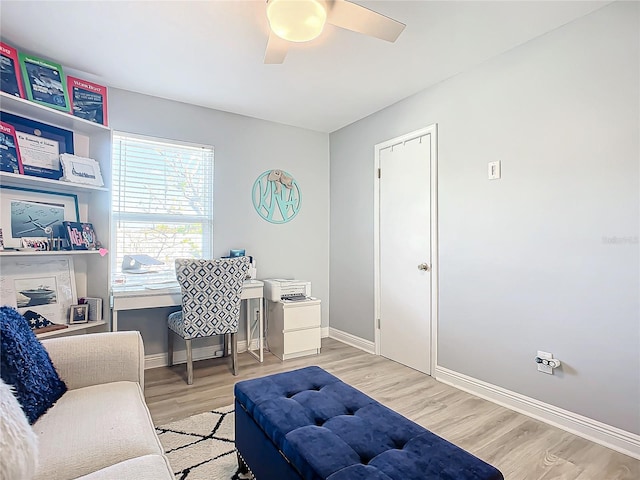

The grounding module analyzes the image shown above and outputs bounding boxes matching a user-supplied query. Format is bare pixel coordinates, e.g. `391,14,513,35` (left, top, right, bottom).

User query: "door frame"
373,124,439,375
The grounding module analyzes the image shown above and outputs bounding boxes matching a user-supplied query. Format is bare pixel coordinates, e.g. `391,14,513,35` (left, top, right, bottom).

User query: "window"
111,132,214,280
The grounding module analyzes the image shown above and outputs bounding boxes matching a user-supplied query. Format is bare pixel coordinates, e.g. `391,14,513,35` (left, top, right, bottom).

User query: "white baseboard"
435,365,640,460
145,338,259,370
321,326,329,338
328,327,375,354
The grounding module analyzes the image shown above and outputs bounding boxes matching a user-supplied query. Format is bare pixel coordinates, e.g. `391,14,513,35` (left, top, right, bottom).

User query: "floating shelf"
0,250,103,257
1,92,110,135
0,171,109,193
36,320,108,339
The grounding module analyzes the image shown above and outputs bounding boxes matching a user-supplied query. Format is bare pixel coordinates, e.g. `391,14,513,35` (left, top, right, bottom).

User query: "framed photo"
0,185,80,248
0,112,74,180
60,154,104,186
0,121,24,174
68,304,88,324
18,52,70,112
0,256,78,326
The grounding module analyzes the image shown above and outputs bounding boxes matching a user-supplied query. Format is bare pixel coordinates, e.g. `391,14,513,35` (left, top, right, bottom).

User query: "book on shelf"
67,76,108,126
0,121,24,174
62,221,99,250
62,221,88,250
0,42,26,98
19,52,70,112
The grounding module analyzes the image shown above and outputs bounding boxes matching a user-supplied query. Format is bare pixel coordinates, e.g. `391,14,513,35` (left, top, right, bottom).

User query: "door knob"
417,263,430,271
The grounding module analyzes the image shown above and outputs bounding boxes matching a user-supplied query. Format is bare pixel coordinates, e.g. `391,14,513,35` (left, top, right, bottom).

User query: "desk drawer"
282,302,321,330
283,327,321,354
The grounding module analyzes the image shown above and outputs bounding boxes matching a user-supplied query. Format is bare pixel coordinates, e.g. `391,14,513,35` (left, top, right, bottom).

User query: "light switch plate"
488,161,501,180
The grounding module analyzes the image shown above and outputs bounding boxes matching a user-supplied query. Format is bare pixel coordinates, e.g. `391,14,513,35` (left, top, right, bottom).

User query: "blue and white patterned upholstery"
168,257,250,340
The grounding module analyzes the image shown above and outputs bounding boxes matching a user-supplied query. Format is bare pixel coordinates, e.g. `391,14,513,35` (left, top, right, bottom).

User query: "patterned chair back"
174,257,250,340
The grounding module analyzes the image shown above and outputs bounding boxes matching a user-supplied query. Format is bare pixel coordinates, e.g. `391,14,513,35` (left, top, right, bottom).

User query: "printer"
263,279,312,302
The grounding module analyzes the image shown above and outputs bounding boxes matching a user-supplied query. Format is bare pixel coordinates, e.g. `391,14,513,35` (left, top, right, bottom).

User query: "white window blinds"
111,132,214,277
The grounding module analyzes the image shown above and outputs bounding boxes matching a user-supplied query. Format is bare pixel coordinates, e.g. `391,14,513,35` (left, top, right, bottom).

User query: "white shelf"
0,250,103,257
0,92,110,135
36,320,107,339
0,171,109,193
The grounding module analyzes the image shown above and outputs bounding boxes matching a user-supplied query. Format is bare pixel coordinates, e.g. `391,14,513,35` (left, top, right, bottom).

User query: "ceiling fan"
264,0,406,64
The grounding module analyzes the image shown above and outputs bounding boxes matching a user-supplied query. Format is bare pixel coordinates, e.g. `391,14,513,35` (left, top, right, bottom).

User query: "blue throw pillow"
0,306,67,424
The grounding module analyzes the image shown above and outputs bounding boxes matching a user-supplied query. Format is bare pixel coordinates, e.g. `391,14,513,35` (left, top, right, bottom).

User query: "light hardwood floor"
144,338,639,480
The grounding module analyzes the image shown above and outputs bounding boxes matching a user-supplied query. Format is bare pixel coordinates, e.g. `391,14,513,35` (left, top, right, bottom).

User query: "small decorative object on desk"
18,52,70,112
0,42,26,98
68,304,88,324
0,121,24,174
67,76,108,126
62,221,88,250
60,153,104,186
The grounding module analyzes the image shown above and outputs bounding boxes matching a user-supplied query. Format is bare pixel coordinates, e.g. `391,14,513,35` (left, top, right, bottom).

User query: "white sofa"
31,331,174,480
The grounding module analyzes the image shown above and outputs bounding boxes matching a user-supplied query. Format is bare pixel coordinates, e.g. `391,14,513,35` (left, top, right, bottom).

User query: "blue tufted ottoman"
234,366,504,480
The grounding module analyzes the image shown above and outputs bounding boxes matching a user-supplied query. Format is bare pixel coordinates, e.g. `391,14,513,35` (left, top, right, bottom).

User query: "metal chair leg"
231,332,238,376
167,328,174,367
185,339,194,385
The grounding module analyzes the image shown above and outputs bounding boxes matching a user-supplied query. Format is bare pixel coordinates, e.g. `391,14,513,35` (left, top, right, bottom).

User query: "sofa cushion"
32,381,164,480
0,378,38,480
0,306,67,424
74,454,174,480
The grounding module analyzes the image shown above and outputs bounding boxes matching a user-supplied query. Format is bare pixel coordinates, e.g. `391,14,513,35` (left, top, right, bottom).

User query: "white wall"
109,90,329,356
329,1,639,435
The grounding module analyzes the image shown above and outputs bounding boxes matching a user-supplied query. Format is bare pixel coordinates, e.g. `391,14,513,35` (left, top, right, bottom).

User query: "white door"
376,127,436,374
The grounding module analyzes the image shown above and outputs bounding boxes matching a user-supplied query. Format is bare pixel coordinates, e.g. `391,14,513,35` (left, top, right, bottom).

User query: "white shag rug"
156,404,251,480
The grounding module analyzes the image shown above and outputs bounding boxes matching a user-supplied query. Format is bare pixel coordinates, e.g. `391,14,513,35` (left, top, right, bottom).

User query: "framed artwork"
60,154,104,186
0,121,24,174
0,256,78,326
0,112,74,180
18,52,70,112
0,185,80,248
68,304,88,324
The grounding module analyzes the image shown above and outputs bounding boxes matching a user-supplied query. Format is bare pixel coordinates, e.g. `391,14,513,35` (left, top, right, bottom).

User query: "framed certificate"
0,112,74,180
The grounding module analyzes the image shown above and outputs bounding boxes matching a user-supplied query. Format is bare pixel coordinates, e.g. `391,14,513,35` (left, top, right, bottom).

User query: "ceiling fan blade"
326,0,405,42
264,31,289,64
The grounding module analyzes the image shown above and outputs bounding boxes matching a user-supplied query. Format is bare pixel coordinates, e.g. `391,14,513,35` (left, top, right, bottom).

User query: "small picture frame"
60,154,104,187
69,304,88,324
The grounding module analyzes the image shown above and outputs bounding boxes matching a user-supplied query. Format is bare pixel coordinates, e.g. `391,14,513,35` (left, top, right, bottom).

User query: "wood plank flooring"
144,338,639,480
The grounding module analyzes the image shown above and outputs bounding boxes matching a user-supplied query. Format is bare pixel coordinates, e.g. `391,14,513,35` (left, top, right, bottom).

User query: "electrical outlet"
537,350,554,375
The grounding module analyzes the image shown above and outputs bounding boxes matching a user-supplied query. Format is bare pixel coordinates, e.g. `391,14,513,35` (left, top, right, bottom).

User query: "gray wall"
109,90,329,356
329,1,639,434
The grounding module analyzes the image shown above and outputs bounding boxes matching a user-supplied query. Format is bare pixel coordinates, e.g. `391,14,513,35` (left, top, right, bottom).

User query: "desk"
111,279,265,362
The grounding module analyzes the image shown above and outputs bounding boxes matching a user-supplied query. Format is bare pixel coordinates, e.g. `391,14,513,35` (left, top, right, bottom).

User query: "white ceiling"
1,1,609,132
